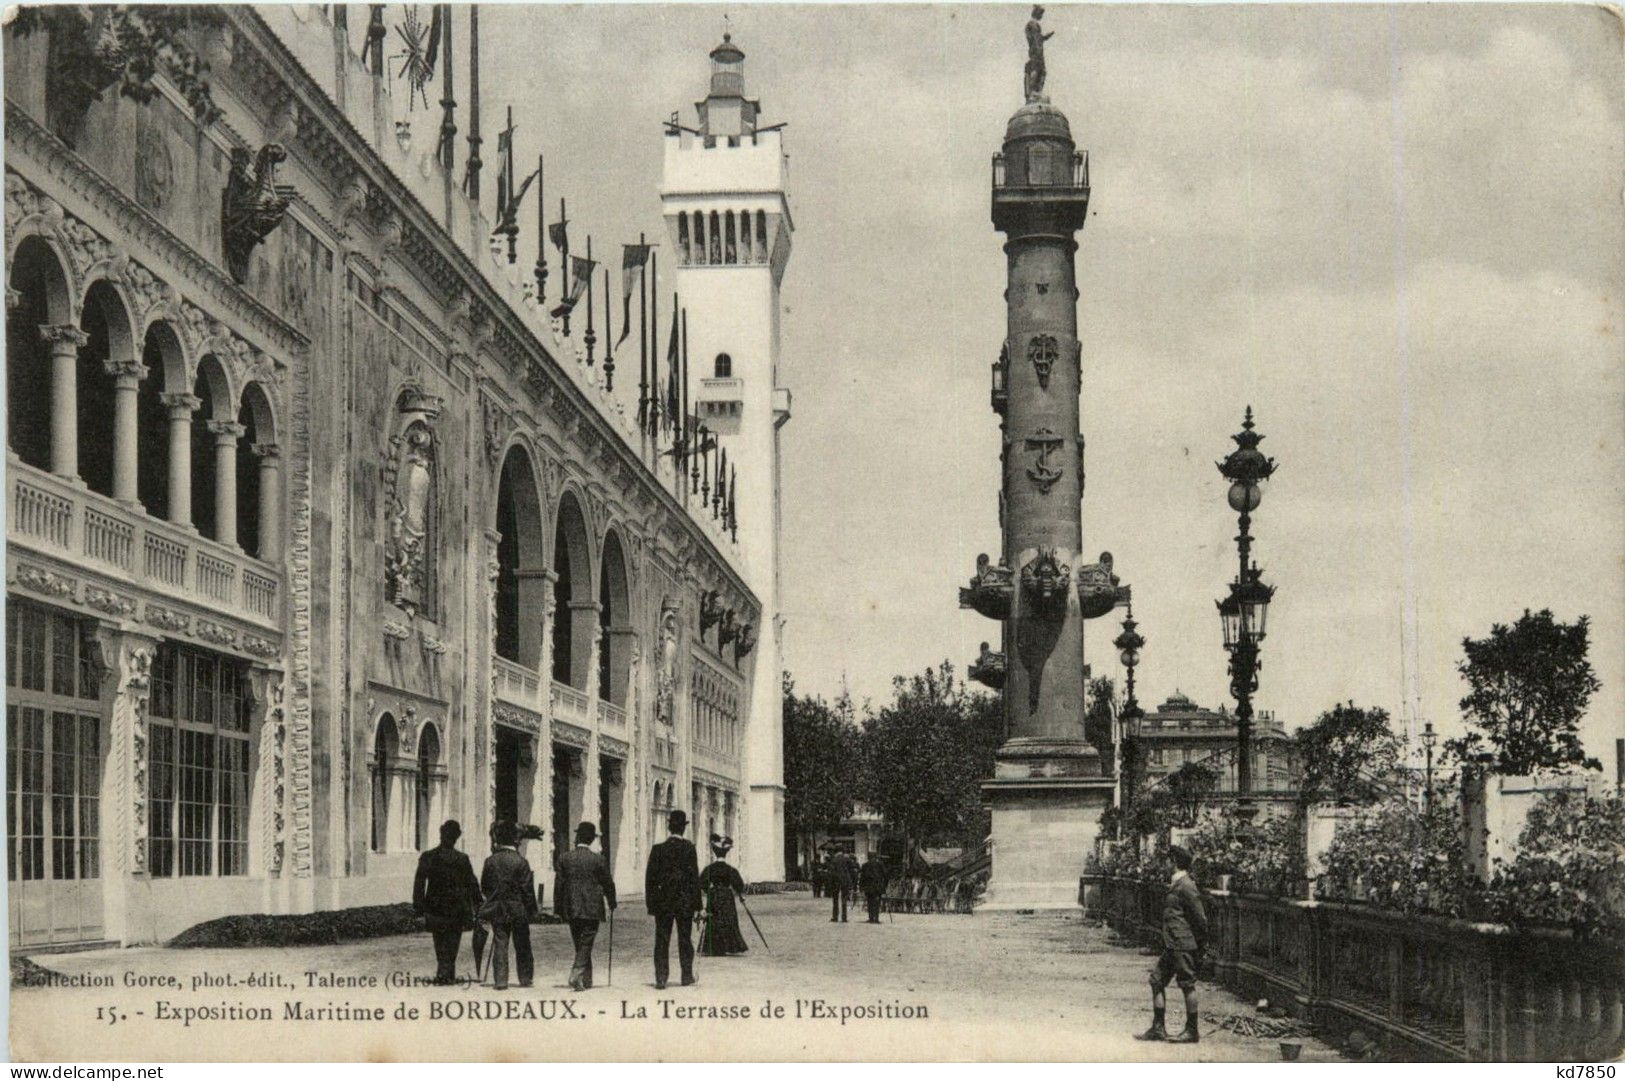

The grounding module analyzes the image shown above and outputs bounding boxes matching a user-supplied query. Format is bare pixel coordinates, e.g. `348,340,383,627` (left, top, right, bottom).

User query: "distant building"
1133,693,1297,800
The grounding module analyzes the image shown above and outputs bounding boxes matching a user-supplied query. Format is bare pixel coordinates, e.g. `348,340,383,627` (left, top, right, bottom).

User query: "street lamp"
1113,604,1146,836
1216,406,1277,805
1422,720,1438,814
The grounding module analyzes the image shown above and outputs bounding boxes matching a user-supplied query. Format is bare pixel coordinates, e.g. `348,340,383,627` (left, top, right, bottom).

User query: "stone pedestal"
980,741,1113,910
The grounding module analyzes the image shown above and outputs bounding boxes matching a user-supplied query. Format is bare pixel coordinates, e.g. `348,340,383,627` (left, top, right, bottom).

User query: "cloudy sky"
462,3,1622,759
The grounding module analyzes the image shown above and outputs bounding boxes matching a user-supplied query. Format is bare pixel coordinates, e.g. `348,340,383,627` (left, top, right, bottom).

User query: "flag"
550,255,596,319
499,168,538,230
663,315,680,430
424,6,442,79
494,123,513,217
548,219,569,257
617,244,650,347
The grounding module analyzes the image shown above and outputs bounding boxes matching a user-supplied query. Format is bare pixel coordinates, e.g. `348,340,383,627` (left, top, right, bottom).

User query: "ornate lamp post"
1421,720,1438,814
1113,604,1145,837
1216,407,1276,806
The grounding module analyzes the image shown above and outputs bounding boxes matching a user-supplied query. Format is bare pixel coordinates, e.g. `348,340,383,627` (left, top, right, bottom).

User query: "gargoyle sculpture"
222,144,294,284
1020,547,1071,613
718,609,738,648
958,552,1014,621
969,642,1007,690
699,590,723,635
1076,551,1133,619
735,622,757,658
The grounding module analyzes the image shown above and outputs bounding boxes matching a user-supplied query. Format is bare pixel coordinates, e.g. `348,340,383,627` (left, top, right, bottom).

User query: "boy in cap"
1135,844,1207,1043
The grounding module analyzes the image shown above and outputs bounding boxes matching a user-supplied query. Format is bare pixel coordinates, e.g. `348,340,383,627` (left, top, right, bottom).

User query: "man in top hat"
479,819,540,990
412,819,482,984
554,821,617,991
645,809,702,989
858,851,889,925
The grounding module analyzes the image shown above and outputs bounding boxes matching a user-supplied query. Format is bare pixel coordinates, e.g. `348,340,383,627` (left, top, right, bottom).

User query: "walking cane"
735,890,771,954
606,908,614,988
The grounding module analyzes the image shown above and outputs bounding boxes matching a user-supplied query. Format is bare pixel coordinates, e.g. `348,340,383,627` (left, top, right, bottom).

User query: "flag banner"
548,219,570,256
549,255,596,318
618,244,651,346
501,168,539,228
664,317,680,431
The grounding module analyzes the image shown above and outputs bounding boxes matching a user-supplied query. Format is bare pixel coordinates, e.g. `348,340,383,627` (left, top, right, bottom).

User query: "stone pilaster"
160,392,201,527
41,324,87,480
254,443,283,561
207,420,246,547
104,357,148,503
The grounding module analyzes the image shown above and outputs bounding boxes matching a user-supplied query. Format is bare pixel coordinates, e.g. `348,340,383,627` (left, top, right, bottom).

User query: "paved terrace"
11,893,1339,1061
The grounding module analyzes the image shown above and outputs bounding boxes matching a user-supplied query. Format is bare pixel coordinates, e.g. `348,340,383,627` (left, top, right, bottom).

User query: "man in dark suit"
1135,844,1208,1044
858,852,889,924
554,821,617,991
479,819,539,990
828,851,855,922
645,809,701,989
412,820,482,984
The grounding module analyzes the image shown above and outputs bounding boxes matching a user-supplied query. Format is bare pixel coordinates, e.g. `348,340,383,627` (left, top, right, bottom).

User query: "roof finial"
723,11,731,42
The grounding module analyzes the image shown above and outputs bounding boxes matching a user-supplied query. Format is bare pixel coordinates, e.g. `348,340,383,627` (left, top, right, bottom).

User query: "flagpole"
701,436,711,504
584,237,596,366
729,464,737,540
437,4,456,175
464,5,482,203
716,448,726,518
535,155,547,304
560,197,571,337
640,250,653,435
637,233,648,437
602,267,615,392
679,307,689,503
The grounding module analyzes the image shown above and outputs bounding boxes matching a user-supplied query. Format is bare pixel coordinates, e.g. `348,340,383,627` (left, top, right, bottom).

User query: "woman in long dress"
699,835,749,956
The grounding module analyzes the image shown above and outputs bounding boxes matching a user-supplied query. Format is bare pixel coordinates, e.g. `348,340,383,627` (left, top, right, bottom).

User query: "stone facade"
4,8,762,948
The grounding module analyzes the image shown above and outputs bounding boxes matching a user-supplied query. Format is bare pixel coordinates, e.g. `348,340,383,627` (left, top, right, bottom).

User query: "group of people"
411,808,752,991
810,850,890,924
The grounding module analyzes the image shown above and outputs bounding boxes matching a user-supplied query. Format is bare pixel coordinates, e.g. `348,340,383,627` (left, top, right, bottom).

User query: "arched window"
552,493,592,689
7,236,73,472
693,213,707,266
415,725,443,851
724,211,737,264
755,211,768,263
714,353,733,379
738,211,753,264
708,211,722,264
371,714,399,853
678,213,691,265
77,282,128,500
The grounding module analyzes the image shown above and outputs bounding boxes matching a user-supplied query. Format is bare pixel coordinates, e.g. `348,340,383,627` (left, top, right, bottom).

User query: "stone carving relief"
1020,547,1071,612
385,390,442,618
482,395,512,468
1076,552,1133,620
969,642,1006,690
1024,428,1064,493
12,563,76,601
222,144,294,284
735,623,757,658
959,553,1014,621
83,586,138,618
145,603,190,633
656,597,681,726
195,619,239,648
1028,333,1059,390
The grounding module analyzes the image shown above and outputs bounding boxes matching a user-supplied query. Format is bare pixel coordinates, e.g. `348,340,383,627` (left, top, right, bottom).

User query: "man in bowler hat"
412,820,482,984
554,821,617,990
645,809,702,988
479,819,539,990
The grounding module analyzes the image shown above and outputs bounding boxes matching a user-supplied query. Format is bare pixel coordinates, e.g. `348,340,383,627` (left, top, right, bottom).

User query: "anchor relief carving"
1028,334,1059,389
1025,428,1065,493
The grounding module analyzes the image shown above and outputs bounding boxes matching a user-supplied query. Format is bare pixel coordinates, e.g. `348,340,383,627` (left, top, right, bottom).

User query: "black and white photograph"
2,1,1622,1064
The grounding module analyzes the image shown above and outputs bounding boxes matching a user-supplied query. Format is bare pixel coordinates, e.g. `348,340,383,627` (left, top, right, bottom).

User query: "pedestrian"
1134,844,1207,1044
553,821,617,991
858,852,888,924
645,809,701,989
810,856,825,899
412,819,482,984
828,850,854,922
479,819,539,990
699,834,748,956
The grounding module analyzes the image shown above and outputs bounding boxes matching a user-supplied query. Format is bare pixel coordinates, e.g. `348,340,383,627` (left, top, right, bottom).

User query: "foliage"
14,6,225,132
1480,790,1625,937
1183,808,1307,895
1316,799,1469,917
1443,609,1602,775
1296,702,1403,804
1084,676,1116,763
858,661,1001,849
782,673,861,838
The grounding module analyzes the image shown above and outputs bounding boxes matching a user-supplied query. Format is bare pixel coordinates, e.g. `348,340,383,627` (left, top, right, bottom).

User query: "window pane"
192,654,215,727
7,602,18,689
12,707,46,881
77,623,100,700
217,737,249,876
149,724,175,878
176,651,193,723
150,646,174,720
19,606,47,692
50,614,75,697
78,714,100,879
50,711,76,880
177,729,214,876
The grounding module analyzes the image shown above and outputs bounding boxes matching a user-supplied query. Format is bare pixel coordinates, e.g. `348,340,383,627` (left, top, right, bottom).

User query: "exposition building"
4,6,790,949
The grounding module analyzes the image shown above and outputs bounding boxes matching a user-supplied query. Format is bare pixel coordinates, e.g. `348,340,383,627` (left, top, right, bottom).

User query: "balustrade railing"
596,699,627,730
494,656,541,705
1083,875,1625,1062
549,680,590,725
8,463,281,629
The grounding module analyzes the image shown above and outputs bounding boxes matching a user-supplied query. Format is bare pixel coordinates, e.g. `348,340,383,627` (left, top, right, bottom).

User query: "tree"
1444,609,1602,774
1084,675,1116,763
1296,701,1403,804
859,662,1001,850
782,673,861,864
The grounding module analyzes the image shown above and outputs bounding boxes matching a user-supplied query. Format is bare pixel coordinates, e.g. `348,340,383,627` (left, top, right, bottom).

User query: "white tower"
663,33,793,881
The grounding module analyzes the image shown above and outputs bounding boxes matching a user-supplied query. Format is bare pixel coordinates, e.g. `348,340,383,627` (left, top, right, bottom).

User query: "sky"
437,3,1623,759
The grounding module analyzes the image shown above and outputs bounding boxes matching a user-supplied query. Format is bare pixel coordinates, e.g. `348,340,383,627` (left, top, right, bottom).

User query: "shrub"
1480,790,1625,937
1185,808,1306,896
1316,800,1467,917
